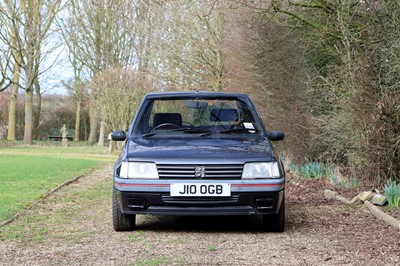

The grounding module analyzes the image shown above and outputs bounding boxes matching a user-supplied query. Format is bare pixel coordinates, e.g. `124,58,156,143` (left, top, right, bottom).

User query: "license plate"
170,183,231,197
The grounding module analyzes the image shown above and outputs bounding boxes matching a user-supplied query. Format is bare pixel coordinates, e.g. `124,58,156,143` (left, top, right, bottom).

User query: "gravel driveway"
1,165,399,266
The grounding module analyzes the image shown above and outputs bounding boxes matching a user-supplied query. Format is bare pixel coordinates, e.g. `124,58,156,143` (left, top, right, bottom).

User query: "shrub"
384,180,400,208
298,161,333,179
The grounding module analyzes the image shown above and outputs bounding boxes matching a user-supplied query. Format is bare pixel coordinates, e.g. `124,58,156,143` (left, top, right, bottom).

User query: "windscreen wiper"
142,127,198,137
199,128,256,137
198,131,214,137
218,128,250,134
182,128,213,134
141,132,157,138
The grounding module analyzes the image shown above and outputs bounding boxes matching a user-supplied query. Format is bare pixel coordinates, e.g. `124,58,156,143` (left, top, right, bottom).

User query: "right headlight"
242,162,280,179
119,162,159,179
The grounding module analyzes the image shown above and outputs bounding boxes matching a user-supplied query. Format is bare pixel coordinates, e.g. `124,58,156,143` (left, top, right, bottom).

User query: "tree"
0,45,12,93
22,0,63,144
65,0,137,144
62,76,86,142
0,0,63,143
58,4,86,141
133,0,227,91
92,68,148,132
0,0,23,141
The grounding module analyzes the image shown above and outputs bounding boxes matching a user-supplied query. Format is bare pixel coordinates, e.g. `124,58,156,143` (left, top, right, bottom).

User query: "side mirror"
268,130,284,141
111,130,127,141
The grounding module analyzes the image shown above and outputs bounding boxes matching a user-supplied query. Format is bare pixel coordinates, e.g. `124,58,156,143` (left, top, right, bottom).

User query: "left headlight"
119,162,159,179
242,162,280,179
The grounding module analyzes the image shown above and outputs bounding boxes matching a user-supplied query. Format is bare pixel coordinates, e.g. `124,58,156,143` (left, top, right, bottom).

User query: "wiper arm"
143,128,247,138
218,128,249,134
142,127,197,137
198,131,214,137
142,132,157,138
197,128,246,137
170,127,193,132
183,129,213,134
198,129,241,137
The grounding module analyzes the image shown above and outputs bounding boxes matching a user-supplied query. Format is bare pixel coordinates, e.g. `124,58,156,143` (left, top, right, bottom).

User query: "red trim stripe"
115,182,169,187
115,182,282,188
231,184,282,187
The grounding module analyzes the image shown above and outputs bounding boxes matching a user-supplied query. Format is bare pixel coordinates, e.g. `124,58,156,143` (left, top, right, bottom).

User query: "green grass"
135,256,184,266
0,144,117,222
0,174,111,244
0,154,100,221
207,245,216,251
0,146,117,162
1,178,110,246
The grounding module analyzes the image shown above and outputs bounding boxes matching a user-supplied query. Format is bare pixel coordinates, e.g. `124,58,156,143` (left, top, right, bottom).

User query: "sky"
38,32,73,95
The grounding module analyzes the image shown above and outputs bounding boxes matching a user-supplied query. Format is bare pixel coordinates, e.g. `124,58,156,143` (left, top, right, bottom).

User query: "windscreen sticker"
243,122,255,130
243,122,256,133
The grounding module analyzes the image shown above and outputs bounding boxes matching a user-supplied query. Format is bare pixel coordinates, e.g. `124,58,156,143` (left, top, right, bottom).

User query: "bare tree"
62,76,86,142
0,0,63,143
0,47,12,93
133,0,227,91
92,68,149,132
67,0,137,144
57,3,86,141
22,0,63,144
0,0,23,141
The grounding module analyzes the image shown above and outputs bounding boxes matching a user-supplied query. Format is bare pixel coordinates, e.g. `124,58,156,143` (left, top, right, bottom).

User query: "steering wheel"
152,123,180,131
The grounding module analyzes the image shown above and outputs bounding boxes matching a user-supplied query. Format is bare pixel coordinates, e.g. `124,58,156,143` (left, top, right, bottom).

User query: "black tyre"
262,197,285,232
112,189,136,231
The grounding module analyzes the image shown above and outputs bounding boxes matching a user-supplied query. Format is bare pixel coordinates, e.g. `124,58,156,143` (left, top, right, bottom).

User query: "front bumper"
114,178,284,216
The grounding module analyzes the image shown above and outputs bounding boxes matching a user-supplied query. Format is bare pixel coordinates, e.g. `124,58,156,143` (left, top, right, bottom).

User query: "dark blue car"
111,91,285,231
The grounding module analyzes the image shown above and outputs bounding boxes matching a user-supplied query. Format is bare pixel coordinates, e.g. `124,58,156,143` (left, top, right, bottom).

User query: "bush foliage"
259,1,400,184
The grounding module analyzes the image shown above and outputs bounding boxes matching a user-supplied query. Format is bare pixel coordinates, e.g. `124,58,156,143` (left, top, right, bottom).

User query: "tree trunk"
33,77,41,140
98,120,105,147
7,60,21,141
6,15,22,141
23,88,33,145
7,86,18,141
22,1,36,145
74,99,81,141
23,61,35,145
87,100,97,144
7,74,19,141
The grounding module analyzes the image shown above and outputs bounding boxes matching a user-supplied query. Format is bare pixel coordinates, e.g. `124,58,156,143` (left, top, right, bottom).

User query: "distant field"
0,145,116,222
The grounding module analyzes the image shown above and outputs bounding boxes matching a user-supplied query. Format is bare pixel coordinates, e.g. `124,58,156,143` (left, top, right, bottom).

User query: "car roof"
144,91,250,99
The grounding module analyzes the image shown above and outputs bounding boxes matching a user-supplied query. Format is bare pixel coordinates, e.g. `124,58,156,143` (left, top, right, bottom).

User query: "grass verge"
0,154,99,222
0,145,116,222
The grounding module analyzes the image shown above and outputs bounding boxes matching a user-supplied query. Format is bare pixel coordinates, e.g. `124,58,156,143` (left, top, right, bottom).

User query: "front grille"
157,164,243,180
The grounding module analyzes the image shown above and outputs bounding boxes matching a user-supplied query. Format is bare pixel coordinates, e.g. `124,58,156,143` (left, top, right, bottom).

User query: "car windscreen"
132,97,264,139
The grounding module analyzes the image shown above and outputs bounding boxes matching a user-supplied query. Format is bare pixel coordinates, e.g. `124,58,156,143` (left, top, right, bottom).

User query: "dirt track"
1,165,399,266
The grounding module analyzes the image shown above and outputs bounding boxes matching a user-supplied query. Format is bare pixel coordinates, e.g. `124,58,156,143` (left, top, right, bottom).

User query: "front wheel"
112,189,136,231
262,198,285,232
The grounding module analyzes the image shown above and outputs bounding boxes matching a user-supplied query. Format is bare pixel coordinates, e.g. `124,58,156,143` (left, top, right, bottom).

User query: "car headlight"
242,162,280,179
119,162,159,179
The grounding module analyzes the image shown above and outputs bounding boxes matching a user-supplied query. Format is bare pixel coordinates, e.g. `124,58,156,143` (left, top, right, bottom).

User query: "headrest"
153,113,182,127
210,108,238,122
